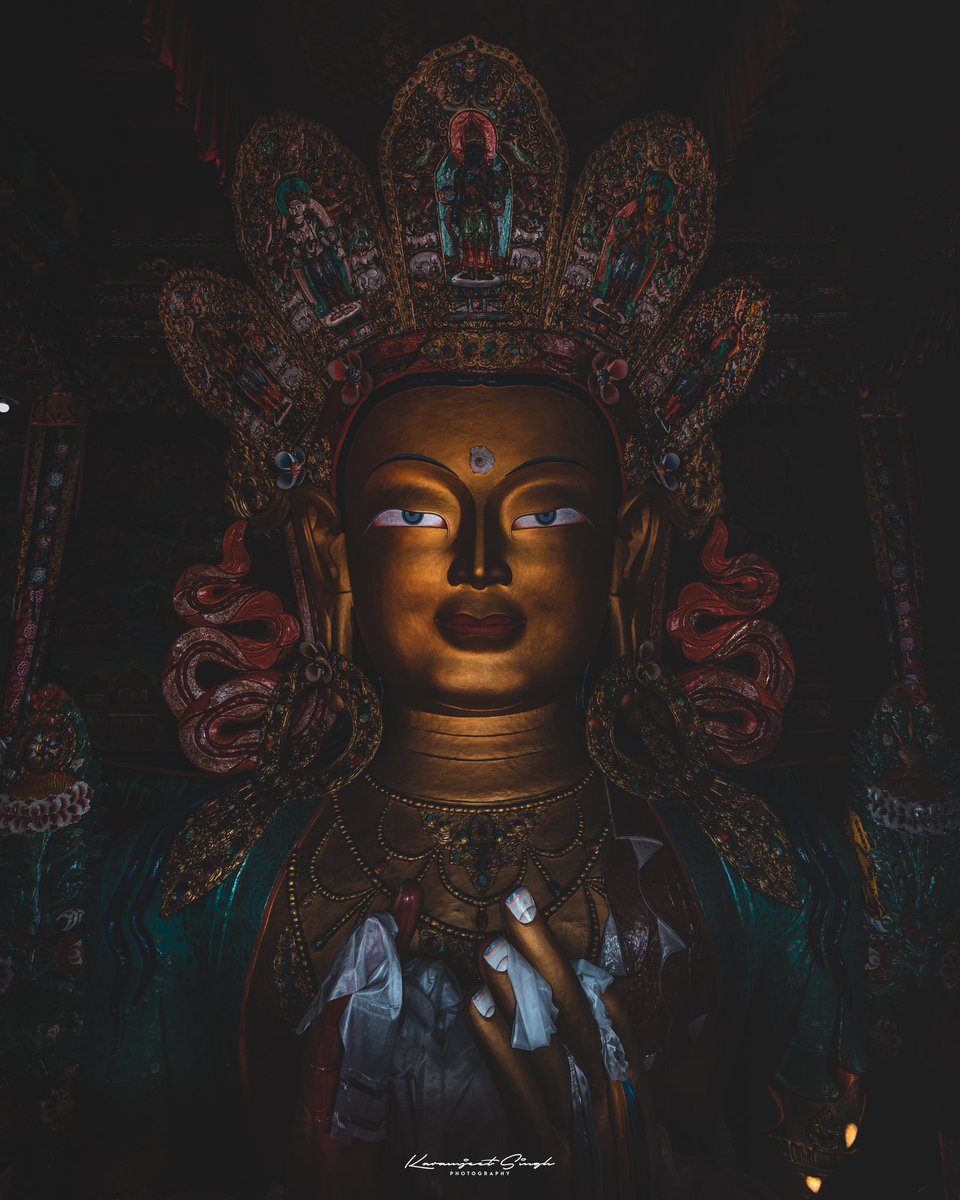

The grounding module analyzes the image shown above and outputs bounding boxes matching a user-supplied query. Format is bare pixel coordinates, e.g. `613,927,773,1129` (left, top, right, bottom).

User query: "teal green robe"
79,782,866,1197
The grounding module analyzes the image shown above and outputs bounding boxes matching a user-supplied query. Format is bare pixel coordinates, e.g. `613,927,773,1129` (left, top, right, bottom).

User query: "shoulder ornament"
161,778,275,916
698,776,801,908
162,654,382,915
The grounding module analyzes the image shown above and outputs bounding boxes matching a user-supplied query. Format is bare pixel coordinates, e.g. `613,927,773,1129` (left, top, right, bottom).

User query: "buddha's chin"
389,655,573,717
365,619,589,714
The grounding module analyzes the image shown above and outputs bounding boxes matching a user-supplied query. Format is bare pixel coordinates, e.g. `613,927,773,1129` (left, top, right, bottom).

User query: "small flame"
805,1179,823,1195
844,1122,858,1149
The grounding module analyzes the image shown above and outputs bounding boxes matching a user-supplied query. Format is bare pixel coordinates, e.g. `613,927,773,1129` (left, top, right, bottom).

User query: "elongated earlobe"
609,486,670,659
290,486,354,657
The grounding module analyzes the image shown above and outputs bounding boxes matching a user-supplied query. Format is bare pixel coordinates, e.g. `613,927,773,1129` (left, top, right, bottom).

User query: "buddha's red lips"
436,613,525,639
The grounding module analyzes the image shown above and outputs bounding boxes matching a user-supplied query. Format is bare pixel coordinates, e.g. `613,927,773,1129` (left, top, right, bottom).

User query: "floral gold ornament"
275,446,307,489
588,352,628,406
327,350,373,406
586,652,713,801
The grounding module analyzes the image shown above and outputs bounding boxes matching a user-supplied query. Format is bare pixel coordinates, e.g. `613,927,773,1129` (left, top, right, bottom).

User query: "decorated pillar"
0,387,87,750
846,383,960,1196
0,685,98,1191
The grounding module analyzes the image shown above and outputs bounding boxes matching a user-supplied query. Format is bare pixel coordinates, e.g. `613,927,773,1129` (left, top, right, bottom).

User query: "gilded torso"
272,772,613,1019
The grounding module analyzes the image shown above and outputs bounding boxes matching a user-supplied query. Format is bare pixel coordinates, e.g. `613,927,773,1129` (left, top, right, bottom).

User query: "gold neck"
369,697,592,804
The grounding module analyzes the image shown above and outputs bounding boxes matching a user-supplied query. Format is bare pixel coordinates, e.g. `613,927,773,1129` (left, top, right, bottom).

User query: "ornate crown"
159,37,789,780
161,35,768,530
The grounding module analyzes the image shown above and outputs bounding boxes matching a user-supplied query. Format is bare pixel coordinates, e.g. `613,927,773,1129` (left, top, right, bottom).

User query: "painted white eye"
371,508,447,528
512,507,587,530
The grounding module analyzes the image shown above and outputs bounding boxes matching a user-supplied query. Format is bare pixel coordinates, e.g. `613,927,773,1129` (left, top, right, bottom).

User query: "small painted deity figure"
436,111,511,283
592,173,676,320
659,295,754,429
272,178,360,327
197,321,290,425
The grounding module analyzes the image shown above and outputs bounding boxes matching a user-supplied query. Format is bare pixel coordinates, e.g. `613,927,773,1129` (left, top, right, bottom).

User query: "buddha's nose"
448,510,512,590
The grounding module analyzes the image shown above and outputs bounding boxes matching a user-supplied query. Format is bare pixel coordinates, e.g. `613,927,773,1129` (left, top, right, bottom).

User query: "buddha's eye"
371,508,447,528
511,508,587,530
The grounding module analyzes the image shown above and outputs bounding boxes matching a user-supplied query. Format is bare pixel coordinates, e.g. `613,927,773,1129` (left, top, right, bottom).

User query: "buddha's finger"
479,935,518,1020
480,935,573,1133
500,890,609,1099
465,984,561,1164
500,890,617,1191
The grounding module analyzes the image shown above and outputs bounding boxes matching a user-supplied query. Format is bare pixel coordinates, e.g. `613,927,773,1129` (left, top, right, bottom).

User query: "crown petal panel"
623,279,769,485
550,114,716,366
380,36,567,333
233,113,408,356
161,269,333,513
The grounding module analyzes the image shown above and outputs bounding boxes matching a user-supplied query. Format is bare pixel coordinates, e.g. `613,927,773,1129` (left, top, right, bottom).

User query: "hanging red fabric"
141,0,239,184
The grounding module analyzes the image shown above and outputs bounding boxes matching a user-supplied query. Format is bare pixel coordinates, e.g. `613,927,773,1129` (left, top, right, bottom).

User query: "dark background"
1,1,957,809
1,5,958,1198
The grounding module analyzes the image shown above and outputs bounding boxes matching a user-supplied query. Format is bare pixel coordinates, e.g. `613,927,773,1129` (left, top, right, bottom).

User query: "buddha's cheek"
349,540,459,700
506,543,611,693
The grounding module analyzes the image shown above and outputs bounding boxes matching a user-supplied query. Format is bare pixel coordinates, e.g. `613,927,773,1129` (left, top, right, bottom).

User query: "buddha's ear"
288,487,353,656
609,486,670,659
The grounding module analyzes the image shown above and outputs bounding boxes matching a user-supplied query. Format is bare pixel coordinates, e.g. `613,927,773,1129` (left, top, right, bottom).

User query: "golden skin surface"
341,384,622,717
299,384,625,995
300,385,622,977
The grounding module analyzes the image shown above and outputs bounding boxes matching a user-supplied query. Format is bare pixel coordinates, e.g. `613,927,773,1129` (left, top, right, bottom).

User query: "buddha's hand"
466,889,658,1200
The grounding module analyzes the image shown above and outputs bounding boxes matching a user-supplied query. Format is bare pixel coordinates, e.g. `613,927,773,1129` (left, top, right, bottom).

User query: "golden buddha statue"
79,37,867,1200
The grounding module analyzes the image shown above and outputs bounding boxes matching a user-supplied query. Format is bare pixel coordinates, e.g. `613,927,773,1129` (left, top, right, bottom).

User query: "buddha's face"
340,385,621,715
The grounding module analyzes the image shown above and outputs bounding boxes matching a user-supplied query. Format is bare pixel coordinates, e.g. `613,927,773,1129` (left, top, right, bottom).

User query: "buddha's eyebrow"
505,455,593,477
370,454,456,475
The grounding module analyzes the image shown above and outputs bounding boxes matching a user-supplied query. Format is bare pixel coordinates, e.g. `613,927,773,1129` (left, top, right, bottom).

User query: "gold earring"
256,641,383,791
161,644,382,917
586,641,713,800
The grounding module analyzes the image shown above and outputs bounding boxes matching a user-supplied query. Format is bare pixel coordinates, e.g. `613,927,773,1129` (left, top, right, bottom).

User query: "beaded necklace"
283,770,609,986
